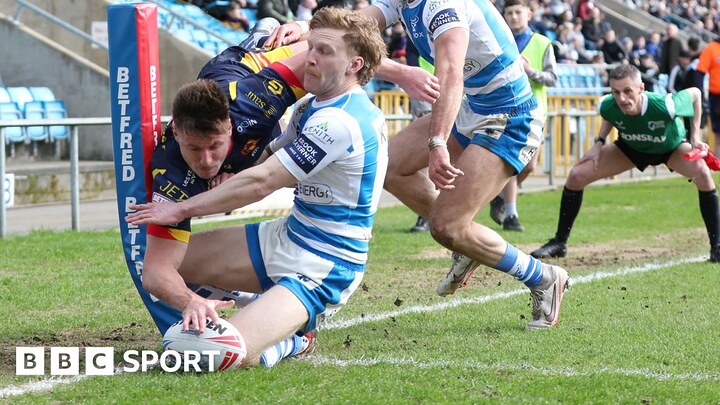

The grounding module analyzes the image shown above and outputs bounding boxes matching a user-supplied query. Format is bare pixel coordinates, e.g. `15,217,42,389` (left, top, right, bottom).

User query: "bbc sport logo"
15,347,221,375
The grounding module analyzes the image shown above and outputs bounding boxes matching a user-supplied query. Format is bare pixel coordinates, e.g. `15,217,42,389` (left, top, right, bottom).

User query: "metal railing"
0,108,669,238
9,0,109,50
0,116,171,238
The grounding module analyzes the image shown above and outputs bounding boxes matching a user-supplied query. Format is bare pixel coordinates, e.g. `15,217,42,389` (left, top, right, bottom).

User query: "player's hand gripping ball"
162,318,246,372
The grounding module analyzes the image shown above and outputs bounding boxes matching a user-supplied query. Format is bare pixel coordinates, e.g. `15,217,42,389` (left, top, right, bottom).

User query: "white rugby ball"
162,318,246,372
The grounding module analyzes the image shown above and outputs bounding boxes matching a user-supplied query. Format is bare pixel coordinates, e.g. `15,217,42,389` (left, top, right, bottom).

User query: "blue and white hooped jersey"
375,0,534,114
273,89,388,264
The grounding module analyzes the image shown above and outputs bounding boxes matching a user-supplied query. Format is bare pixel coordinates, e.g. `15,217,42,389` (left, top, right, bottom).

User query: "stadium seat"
44,100,69,141
28,86,56,102
0,102,26,144
0,87,10,103
23,101,48,142
7,86,34,110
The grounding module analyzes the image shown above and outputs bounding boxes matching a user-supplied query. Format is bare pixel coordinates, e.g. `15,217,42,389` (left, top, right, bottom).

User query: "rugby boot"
239,17,280,49
296,330,317,357
409,216,430,233
489,195,505,225
436,252,481,296
502,215,525,232
526,265,570,330
530,238,567,258
710,245,720,263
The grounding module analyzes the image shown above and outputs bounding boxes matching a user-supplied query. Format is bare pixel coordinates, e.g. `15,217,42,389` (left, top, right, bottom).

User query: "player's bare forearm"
142,236,196,312
376,60,440,103
429,28,468,141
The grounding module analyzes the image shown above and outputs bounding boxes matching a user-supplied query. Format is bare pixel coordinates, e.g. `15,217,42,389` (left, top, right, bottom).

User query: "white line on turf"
0,255,708,399
308,356,720,382
324,255,705,330
0,375,88,399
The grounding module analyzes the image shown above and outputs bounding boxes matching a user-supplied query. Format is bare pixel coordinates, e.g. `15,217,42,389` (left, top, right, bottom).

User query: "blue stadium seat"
7,86,34,110
24,101,48,142
44,100,69,141
28,86,56,102
0,87,10,103
0,102,26,144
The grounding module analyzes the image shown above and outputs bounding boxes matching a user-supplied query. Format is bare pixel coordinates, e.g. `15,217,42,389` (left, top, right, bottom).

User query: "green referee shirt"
598,90,694,154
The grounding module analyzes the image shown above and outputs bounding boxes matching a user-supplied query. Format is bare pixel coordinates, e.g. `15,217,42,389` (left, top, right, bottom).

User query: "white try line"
0,255,707,399
323,255,705,330
308,356,720,382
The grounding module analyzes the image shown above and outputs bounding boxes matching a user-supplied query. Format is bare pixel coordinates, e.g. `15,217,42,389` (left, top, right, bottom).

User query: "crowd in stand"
184,0,720,97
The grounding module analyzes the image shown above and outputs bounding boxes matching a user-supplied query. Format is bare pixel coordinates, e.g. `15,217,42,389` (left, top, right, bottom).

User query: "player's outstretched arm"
126,156,296,225
376,59,440,103
142,236,235,332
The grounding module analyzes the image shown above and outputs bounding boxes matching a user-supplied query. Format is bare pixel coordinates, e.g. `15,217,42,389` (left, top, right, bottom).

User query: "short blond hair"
309,7,386,86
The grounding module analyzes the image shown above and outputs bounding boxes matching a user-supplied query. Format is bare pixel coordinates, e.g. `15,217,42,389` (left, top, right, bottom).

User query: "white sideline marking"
324,255,705,330
0,256,707,398
0,375,88,399
309,356,720,382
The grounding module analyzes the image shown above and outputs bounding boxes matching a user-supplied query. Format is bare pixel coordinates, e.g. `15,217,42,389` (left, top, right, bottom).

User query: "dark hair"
171,79,229,137
608,63,641,83
688,36,700,52
503,0,529,9
309,7,386,86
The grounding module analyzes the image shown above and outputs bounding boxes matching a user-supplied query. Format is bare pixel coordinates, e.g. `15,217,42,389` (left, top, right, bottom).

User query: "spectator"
257,0,294,24
294,0,317,20
219,0,252,32
645,31,662,63
629,34,648,66
576,0,595,21
386,22,407,63
668,50,694,93
660,24,685,75
688,36,702,60
601,29,627,64
637,53,660,92
581,7,611,50
553,23,579,63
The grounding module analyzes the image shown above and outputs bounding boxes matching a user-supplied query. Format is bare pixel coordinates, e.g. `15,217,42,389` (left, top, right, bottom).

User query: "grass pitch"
1,176,719,404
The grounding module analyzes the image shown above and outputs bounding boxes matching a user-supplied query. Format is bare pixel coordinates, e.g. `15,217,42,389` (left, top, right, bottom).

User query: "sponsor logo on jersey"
286,134,327,174
182,169,197,188
264,78,284,96
647,120,666,131
240,138,260,156
245,90,279,118
620,133,666,143
429,9,459,35
463,59,481,76
304,121,335,145
236,118,257,133
614,120,626,130
428,0,450,13
157,180,190,202
296,182,334,204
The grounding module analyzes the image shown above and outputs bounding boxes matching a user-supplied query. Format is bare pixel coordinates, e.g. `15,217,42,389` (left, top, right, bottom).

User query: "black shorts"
614,139,680,171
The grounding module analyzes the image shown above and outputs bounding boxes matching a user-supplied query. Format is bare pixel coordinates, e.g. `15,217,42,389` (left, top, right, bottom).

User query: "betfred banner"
108,3,179,334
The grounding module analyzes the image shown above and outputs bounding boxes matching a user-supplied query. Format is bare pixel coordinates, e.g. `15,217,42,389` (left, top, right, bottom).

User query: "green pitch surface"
1,177,719,403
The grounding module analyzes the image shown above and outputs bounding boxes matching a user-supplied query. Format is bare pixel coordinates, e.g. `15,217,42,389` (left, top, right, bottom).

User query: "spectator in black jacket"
660,24,685,75
601,29,627,64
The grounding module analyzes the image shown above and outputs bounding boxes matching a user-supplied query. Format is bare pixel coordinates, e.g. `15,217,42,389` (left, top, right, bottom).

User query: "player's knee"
429,217,460,249
566,166,591,189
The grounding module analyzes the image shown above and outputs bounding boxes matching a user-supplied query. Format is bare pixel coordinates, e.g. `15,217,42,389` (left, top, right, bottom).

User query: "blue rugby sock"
259,333,307,368
495,243,544,287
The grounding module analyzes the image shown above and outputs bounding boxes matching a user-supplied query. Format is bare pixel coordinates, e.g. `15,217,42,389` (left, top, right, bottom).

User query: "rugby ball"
162,318,246,372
